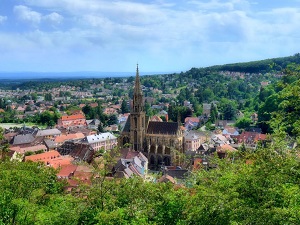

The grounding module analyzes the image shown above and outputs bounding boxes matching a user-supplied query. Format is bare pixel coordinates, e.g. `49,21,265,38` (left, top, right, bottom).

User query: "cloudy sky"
0,0,300,73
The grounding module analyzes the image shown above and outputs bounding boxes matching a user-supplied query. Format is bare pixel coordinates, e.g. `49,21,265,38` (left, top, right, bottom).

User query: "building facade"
120,65,184,169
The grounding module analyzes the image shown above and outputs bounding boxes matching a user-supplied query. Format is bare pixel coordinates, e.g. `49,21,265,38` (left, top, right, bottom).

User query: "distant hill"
201,53,300,74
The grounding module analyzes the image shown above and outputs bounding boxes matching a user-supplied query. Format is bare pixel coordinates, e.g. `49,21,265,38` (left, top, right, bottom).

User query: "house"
157,110,168,121
157,174,176,184
44,139,58,151
0,150,23,161
58,141,95,163
236,131,267,146
57,164,78,179
105,125,119,132
57,112,87,128
25,150,74,168
86,119,100,130
184,131,204,152
216,144,238,158
62,165,93,191
81,132,118,152
113,150,148,179
119,113,130,124
103,107,117,115
150,115,163,122
35,128,61,139
162,166,189,180
184,117,200,130
215,120,235,128
11,134,35,146
54,132,85,146
68,127,93,136
222,126,239,136
10,144,48,155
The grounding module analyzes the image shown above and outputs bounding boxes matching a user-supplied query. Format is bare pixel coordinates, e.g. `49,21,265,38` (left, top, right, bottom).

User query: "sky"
0,0,300,73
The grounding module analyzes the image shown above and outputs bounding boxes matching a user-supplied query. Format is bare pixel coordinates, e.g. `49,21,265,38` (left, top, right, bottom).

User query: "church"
120,65,184,169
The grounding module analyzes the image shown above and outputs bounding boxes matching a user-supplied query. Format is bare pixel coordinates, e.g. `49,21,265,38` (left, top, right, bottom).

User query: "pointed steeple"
130,64,146,151
132,64,144,113
134,64,142,95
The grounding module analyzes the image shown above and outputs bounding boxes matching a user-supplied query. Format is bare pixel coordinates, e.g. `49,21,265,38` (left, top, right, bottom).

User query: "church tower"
130,64,146,151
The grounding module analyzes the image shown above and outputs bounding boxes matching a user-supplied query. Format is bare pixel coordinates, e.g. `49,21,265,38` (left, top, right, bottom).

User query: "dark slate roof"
122,115,131,133
147,121,179,135
165,169,189,179
58,142,94,163
12,134,35,145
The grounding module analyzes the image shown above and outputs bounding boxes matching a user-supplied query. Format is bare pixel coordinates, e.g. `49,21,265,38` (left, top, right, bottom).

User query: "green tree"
44,93,53,101
223,104,236,120
0,127,9,161
120,99,129,114
210,103,218,123
235,117,252,129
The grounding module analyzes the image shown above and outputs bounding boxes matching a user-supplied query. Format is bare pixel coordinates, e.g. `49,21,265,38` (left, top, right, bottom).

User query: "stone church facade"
120,65,184,169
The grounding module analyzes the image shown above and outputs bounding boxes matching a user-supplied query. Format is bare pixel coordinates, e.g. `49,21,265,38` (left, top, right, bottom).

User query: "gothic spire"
132,63,144,113
134,64,142,95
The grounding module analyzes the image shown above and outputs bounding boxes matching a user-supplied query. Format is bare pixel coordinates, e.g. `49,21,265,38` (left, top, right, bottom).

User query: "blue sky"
0,0,300,73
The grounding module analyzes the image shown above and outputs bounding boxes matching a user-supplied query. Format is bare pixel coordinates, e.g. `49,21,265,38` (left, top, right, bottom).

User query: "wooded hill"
202,53,300,73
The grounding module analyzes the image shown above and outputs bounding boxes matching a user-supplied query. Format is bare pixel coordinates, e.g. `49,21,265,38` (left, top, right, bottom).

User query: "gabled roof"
10,144,47,154
36,128,61,137
184,117,200,124
25,150,61,162
185,132,200,140
158,174,176,184
57,142,94,163
150,115,163,122
61,114,85,121
12,134,35,145
147,121,179,135
83,133,117,144
217,144,237,153
57,165,78,178
54,133,85,143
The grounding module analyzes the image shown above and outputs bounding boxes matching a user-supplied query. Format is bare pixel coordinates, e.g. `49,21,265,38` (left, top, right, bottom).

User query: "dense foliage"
1,137,299,224
258,65,300,135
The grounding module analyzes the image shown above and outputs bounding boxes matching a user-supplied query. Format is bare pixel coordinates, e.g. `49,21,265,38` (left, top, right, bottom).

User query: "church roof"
122,115,131,133
147,121,179,135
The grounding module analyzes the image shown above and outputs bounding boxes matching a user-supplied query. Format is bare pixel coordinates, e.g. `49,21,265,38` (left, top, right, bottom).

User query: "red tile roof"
217,144,237,153
25,150,61,163
185,117,200,123
61,114,86,121
57,165,78,178
54,133,85,143
10,144,47,154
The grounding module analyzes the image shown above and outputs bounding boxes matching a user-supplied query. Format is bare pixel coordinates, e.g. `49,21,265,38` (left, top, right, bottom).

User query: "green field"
0,123,46,129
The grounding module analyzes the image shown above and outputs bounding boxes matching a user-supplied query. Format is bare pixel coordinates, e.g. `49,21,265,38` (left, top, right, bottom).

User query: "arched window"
134,117,137,128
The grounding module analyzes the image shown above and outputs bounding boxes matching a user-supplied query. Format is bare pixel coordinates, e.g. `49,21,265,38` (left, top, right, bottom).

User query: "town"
0,58,299,224
0,64,272,188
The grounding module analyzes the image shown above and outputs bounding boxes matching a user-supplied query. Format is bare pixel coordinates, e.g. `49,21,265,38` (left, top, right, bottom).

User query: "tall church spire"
134,64,142,96
130,64,146,151
132,63,144,113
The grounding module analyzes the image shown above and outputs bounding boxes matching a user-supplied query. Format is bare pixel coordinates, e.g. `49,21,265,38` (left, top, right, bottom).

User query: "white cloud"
13,5,42,25
3,0,300,72
44,12,63,24
0,15,7,24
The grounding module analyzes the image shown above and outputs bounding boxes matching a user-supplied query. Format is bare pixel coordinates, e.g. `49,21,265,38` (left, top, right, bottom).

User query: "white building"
82,132,118,151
